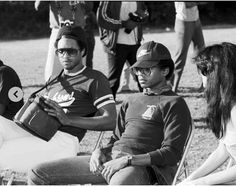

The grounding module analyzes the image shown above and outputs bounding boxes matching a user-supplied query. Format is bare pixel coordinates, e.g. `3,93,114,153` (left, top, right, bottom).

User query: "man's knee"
27,164,50,185
109,166,151,185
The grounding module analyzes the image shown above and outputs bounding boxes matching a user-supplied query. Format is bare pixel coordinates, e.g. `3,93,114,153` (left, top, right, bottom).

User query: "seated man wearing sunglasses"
0,26,116,172
28,41,192,185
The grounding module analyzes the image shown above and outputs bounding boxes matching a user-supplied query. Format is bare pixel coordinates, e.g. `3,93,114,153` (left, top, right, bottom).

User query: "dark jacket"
97,1,148,54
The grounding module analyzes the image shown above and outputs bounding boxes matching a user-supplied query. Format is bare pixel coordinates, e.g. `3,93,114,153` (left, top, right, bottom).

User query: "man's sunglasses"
55,48,79,57
132,66,157,76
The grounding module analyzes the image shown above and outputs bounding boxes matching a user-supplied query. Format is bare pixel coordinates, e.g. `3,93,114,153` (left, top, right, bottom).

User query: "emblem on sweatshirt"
142,105,157,120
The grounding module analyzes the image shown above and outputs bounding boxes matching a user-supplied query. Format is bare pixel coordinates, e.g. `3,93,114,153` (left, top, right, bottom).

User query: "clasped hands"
42,97,69,125
89,149,129,183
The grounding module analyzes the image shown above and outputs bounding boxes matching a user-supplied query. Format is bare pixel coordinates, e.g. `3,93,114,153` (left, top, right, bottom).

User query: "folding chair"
172,120,195,185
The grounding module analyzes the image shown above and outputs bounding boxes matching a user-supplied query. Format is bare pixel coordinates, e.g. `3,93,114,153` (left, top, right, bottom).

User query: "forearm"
188,143,229,181
129,153,151,166
64,104,116,131
97,2,122,31
66,114,116,131
191,165,236,185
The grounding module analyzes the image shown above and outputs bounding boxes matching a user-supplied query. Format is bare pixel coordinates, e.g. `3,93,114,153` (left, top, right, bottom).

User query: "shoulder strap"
30,70,64,98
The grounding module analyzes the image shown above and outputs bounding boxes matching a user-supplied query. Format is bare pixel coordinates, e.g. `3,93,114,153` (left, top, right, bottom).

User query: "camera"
60,19,74,27
125,11,148,34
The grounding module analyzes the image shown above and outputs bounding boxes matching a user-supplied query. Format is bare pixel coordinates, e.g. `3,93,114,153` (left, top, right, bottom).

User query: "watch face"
127,155,133,166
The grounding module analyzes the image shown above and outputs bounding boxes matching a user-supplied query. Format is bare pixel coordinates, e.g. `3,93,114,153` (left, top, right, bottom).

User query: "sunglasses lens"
67,49,78,56
56,48,78,57
133,68,151,76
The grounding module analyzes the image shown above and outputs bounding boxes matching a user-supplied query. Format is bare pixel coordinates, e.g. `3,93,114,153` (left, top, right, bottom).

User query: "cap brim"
130,60,158,68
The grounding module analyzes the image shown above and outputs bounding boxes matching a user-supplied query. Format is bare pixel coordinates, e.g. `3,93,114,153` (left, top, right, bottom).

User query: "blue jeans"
28,155,152,185
171,18,205,92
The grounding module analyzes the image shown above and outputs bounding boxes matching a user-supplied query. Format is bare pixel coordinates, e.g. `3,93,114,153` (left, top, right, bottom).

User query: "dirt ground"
1,25,236,175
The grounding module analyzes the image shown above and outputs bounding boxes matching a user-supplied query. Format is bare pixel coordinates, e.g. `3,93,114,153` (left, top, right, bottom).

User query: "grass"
1,25,236,177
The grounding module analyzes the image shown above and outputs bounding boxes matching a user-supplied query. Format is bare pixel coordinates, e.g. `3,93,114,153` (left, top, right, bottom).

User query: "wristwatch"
127,155,133,166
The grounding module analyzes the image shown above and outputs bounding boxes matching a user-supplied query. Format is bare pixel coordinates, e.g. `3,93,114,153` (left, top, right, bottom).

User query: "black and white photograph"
1,1,236,185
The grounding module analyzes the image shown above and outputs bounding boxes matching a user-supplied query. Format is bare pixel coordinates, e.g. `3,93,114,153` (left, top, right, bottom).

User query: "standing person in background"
97,1,148,100
119,62,133,92
83,2,97,69
171,2,205,92
180,43,236,185
0,60,24,120
35,0,96,81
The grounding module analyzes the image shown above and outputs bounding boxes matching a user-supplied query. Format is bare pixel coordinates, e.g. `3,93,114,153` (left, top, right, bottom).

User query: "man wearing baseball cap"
0,25,116,173
28,41,192,185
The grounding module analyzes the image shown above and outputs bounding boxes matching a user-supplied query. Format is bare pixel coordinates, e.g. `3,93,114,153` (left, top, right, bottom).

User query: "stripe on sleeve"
94,94,115,108
101,2,121,25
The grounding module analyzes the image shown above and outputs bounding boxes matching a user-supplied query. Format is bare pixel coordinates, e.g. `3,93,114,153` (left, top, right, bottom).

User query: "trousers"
172,18,205,92
0,116,78,172
28,155,152,185
107,44,142,98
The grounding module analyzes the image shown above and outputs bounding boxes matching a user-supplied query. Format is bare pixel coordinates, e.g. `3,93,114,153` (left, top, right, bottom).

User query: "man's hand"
43,98,69,125
101,156,128,183
90,149,107,174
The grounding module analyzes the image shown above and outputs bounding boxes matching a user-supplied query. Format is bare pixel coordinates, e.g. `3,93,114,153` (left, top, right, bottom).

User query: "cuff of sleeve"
149,150,164,165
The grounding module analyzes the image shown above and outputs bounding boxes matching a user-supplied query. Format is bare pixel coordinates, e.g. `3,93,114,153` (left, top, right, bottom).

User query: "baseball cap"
54,26,87,56
131,41,173,68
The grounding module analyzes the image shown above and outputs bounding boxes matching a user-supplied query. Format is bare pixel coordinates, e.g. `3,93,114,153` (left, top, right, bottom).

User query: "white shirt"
221,106,236,160
117,2,138,45
175,2,199,21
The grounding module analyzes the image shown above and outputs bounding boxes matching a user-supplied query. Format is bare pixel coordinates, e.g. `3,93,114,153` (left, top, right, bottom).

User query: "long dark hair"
194,42,236,139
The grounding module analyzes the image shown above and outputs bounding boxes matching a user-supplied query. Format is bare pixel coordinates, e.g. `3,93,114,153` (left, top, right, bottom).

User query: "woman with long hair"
180,42,236,185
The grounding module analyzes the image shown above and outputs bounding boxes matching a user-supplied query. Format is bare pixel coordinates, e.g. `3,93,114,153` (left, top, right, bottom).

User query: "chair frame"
172,120,195,185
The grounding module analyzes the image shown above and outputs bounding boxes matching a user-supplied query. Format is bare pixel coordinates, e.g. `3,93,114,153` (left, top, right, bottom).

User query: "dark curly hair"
158,59,174,80
194,42,236,139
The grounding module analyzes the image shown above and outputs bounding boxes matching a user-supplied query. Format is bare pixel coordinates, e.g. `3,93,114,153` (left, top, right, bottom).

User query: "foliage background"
1,1,236,40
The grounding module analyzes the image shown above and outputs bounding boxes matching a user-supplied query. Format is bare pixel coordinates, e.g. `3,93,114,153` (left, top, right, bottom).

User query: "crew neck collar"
64,66,86,76
143,85,172,96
